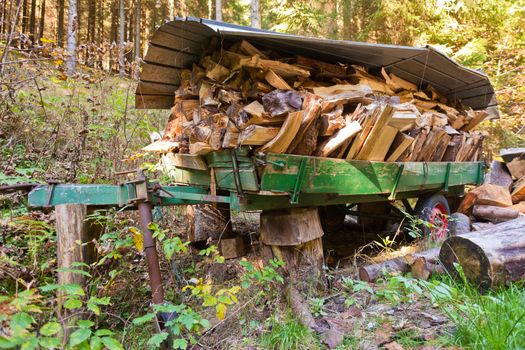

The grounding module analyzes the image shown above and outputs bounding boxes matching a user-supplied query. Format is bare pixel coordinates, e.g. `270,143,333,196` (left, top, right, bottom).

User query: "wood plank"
163,153,208,170
142,140,179,153
135,94,173,109
140,63,181,86
144,44,196,68
150,30,204,56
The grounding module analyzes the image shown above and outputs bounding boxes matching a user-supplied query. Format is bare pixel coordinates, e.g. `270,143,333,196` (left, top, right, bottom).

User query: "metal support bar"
443,162,451,192
388,164,405,201
291,158,308,204
138,202,165,305
230,149,245,198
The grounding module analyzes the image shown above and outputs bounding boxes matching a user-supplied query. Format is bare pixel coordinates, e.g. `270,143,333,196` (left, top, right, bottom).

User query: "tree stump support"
260,208,326,293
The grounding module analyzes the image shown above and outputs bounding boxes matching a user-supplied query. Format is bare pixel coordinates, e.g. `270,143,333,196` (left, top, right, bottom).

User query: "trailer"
23,17,497,318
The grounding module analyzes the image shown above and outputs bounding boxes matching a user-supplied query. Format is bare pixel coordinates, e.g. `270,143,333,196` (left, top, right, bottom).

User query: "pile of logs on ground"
147,40,489,162
359,217,525,291
458,148,525,223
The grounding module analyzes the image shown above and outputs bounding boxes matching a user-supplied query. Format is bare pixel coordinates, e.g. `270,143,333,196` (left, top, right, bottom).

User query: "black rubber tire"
414,194,450,240
318,205,347,233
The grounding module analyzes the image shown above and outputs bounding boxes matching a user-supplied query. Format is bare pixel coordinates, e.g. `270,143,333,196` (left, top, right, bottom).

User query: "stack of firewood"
147,40,489,162
459,148,525,222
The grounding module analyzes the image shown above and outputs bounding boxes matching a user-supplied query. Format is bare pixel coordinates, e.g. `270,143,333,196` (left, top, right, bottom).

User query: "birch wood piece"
439,217,525,291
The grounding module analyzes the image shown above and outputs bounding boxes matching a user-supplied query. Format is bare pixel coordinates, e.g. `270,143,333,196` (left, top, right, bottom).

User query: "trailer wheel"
414,194,450,241
318,205,346,233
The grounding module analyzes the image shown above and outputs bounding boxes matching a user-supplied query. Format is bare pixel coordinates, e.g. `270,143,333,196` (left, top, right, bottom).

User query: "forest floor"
1,57,525,350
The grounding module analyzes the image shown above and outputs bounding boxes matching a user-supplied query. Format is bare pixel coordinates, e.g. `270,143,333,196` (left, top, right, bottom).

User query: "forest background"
1,0,524,154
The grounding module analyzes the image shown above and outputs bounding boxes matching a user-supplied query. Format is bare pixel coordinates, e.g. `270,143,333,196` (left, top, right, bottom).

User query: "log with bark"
439,217,525,291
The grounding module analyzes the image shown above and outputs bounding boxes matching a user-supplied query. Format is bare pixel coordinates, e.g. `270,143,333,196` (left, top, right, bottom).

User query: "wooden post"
260,208,326,294
55,204,89,287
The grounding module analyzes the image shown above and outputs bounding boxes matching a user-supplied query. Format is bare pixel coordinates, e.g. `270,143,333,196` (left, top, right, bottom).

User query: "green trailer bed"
28,149,483,211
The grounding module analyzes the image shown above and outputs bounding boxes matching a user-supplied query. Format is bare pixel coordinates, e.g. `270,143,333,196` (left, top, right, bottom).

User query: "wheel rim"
429,203,448,241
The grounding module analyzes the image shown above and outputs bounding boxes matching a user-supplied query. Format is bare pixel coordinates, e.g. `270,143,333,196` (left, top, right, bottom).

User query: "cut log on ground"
439,217,525,291
472,204,519,223
358,247,440,282
485,160,513,190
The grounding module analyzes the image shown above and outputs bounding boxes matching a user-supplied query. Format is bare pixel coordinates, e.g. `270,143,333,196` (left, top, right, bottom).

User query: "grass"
260,313,320,350
423,272,525,350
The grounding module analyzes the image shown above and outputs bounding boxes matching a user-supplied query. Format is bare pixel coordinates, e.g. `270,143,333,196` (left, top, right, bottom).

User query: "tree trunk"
28,0,36,42
215,0,221,21
261,208,326,294
250,0,260,28
440,217,525,291
66,0,78,76
87,0,95,42
57,0,64,46
96,0,103,45
38,0,45,42
22,0,28,34
134,0,140,78
118,0,125,76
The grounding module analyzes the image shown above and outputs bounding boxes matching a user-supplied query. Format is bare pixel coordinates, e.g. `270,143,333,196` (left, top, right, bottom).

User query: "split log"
439,217,525,291
385,133,414,162
239,55,311,79
238,40,268,58
265,69,292,90
511,176,525,203
238,125,280,145
296,56,347,78
290,118,320,156
258,111,303,154
356,105,395,160
189,142,213,155
286,93,323,152
314,121,362,157
510,201,525,214
472,205,519,223
507,158,525,179
56,204,90,288
458,183,513,213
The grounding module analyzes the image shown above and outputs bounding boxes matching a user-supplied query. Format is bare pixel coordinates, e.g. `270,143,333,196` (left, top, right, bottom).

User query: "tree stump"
260,208,326,293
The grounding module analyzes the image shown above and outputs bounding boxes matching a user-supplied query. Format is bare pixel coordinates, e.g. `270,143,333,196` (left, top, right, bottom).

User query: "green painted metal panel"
164,167,211,187
260,154,482,197
27,184,224,208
